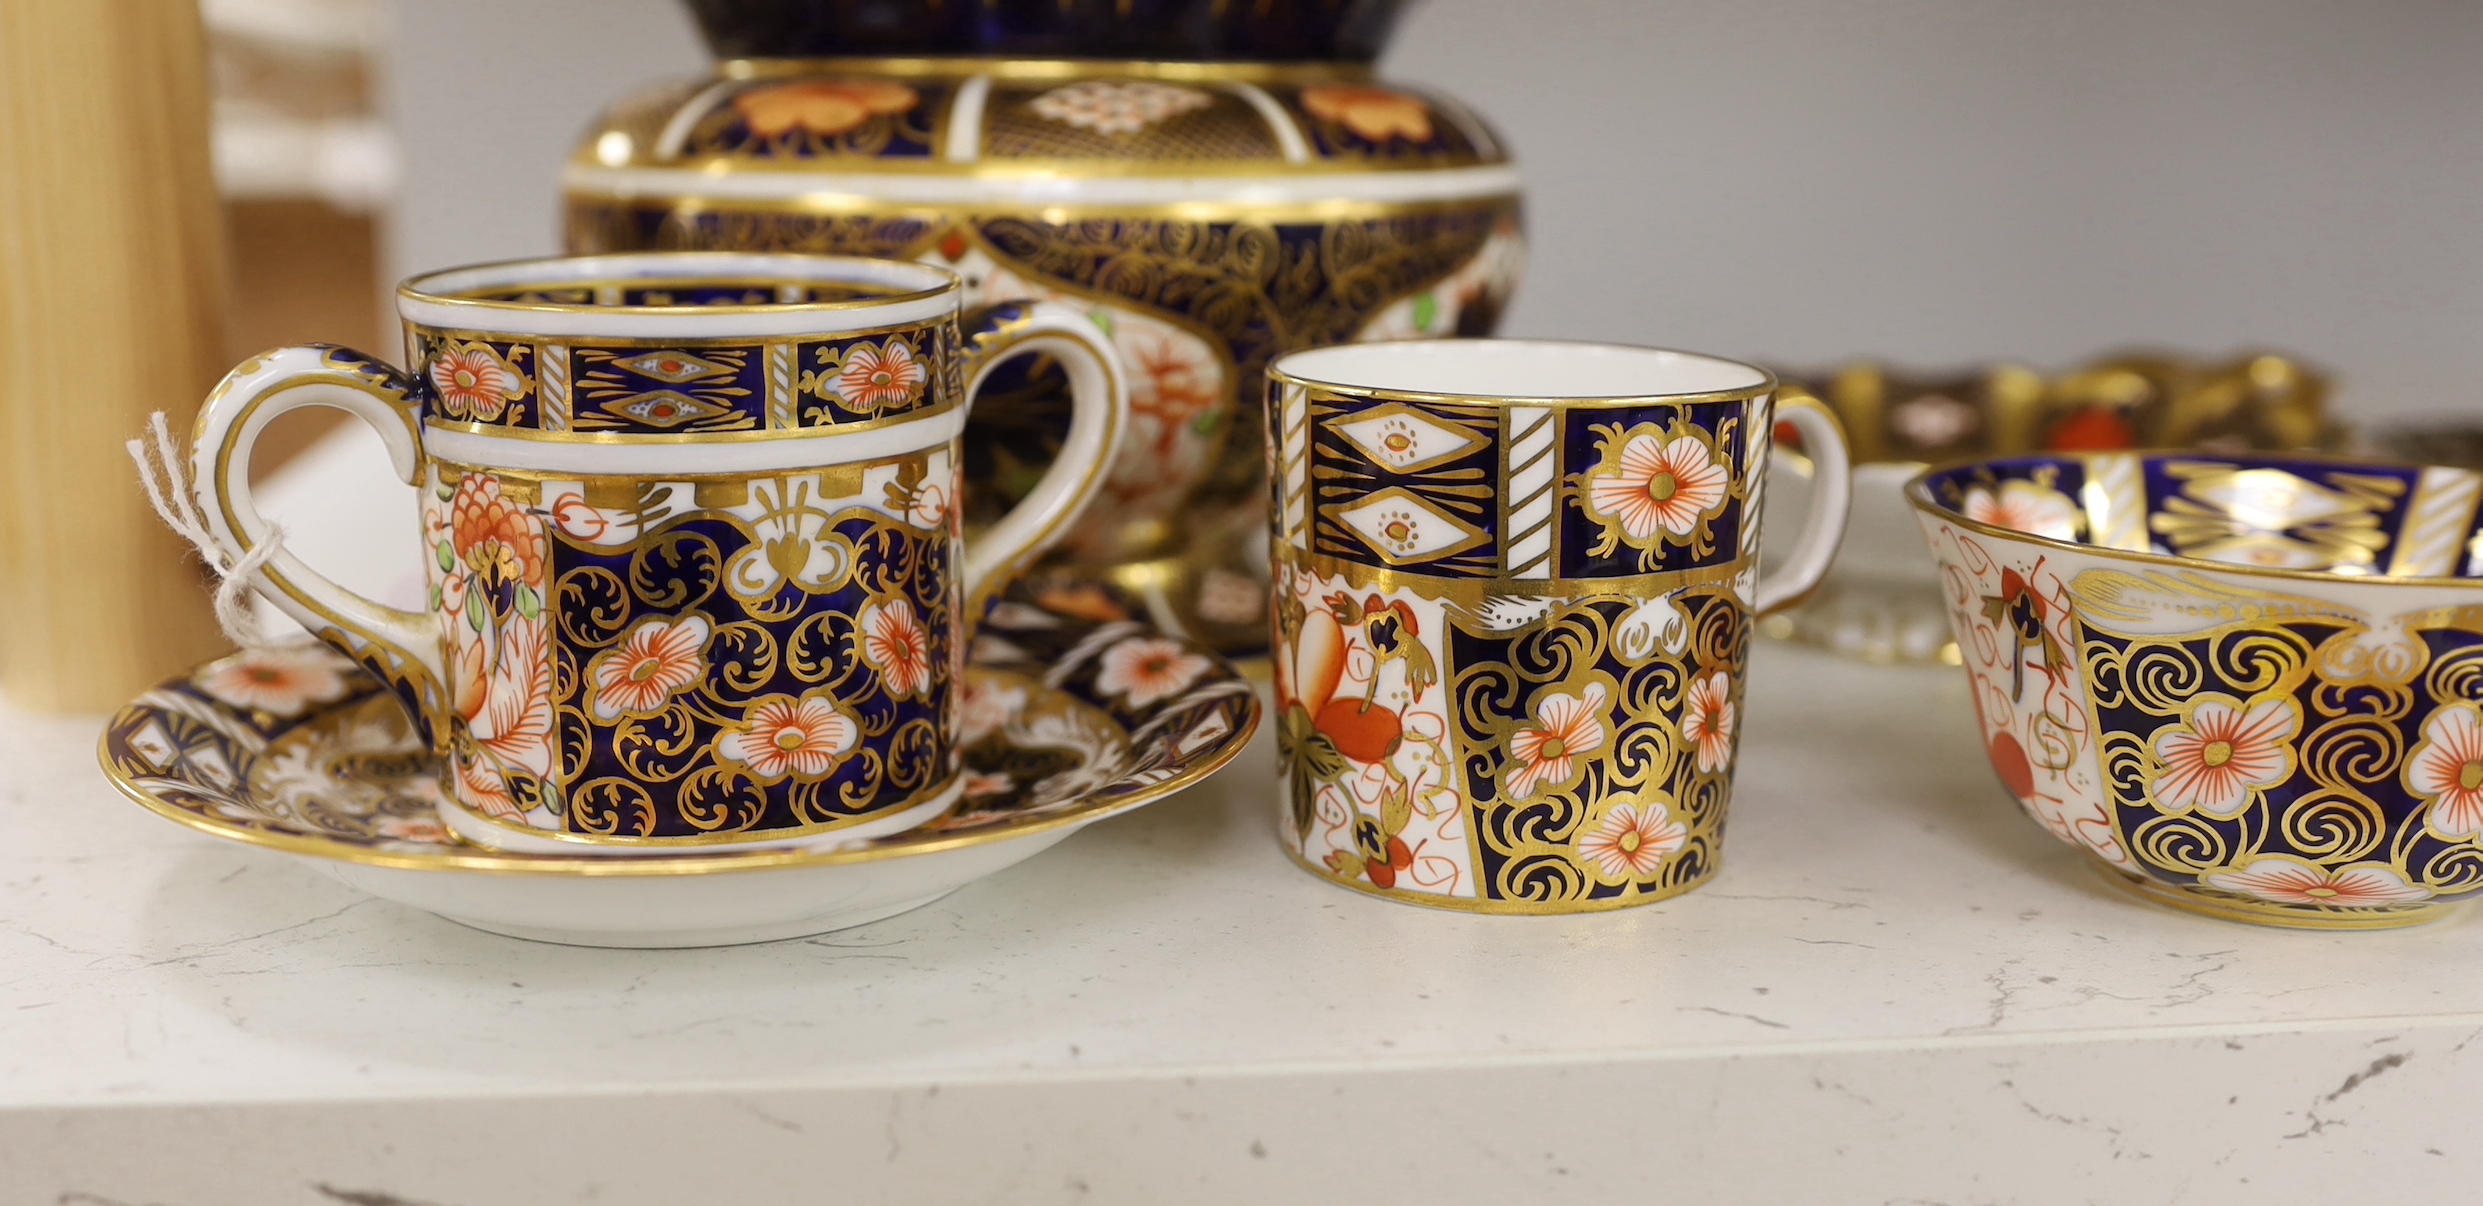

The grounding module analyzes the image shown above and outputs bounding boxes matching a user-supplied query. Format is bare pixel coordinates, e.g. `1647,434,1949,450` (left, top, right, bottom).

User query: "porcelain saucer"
98,606,1258,948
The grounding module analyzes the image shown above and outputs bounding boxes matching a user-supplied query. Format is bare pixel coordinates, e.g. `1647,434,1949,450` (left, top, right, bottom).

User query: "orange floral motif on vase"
1115,327,1221,493
1299,85,1434,142
733,80,920,138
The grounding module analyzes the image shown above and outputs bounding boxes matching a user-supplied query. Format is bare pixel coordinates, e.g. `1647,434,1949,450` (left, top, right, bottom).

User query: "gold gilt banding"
719,56,1381,84
1277,546,1751,603
424,391,962,445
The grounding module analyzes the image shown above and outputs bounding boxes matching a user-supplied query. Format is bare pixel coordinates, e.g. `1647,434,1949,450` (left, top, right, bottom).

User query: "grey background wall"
382,0,2483,415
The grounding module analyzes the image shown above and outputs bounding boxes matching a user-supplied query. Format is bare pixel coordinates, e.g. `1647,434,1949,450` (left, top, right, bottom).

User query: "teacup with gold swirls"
1912,449,2483,927
1264,340,1853,912
189,252,1128,853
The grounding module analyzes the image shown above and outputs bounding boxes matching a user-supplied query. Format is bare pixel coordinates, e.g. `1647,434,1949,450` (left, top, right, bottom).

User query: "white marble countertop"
2,424,2477,1203
7,629,2483,1203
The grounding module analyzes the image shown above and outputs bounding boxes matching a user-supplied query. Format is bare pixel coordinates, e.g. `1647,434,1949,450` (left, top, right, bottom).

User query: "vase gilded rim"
398,251,962,337
716,56,1384,83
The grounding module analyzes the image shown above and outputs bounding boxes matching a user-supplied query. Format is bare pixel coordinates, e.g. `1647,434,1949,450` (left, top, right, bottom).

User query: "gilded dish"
97,608,1257,947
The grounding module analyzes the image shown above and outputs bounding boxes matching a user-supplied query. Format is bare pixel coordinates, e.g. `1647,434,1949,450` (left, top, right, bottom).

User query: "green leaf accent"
465,598,486,633
1412,292,1438,332
1280,704,1347,780
435,540,455,572
1299,732,1348,781
515,585,542,619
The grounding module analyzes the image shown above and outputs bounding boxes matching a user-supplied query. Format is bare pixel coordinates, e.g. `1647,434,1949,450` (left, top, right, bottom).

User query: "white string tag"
126,411,289,651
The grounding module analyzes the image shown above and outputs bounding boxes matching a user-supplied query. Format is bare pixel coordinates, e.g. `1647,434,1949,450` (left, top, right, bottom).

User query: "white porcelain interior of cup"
1276,339,1768,400
397,252,961,338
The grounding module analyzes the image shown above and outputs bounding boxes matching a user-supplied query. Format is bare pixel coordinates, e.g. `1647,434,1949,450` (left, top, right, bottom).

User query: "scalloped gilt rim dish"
102,611,1257,876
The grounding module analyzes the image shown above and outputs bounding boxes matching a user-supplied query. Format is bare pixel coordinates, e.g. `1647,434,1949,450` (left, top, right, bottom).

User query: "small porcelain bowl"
1909,448,2483,928
1767,353,2336,664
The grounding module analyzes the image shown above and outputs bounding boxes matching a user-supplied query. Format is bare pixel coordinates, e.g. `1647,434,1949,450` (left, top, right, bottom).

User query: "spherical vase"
563,0,1525,653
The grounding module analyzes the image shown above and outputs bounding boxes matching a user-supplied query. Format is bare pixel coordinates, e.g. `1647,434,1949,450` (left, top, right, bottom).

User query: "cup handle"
954,301,1130,624
189,345,442,685
1752,390,1854,615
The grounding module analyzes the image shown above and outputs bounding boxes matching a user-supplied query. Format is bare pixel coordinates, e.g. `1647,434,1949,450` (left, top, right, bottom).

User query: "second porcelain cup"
191,252,1127,853
1265,339,1852,911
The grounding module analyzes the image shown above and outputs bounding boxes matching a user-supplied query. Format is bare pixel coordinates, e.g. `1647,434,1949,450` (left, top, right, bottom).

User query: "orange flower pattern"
1505,683,1609,799
192,645,351,718
733,79,919,139
2205,857,2430,907
834,338,928,412
1576,797,1688,882
2406,703,2483,839
1093,636,1212,708
1276,563,1747,908
858,598,933,699
1680,669,1737,773
1300,85,1434,143
2149,692,2297,818
1962,479,2081,542
587,615,712,720
715,691,860,782
1583,428,1732,553
449,474,546,593
431,473,555,823
428,342,525,422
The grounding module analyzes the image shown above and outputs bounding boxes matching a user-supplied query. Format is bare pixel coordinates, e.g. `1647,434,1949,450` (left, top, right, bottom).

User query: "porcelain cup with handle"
1263,339,1851,911
190,252,1127,853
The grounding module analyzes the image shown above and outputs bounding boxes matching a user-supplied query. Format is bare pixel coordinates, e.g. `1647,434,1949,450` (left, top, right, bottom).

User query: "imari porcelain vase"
1913,450,2483,928
187,252,1130,855
1263,341,1852,913
563,0,1524,654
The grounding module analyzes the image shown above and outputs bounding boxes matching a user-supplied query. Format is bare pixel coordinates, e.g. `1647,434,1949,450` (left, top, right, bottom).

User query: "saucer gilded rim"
98,606,1259,878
